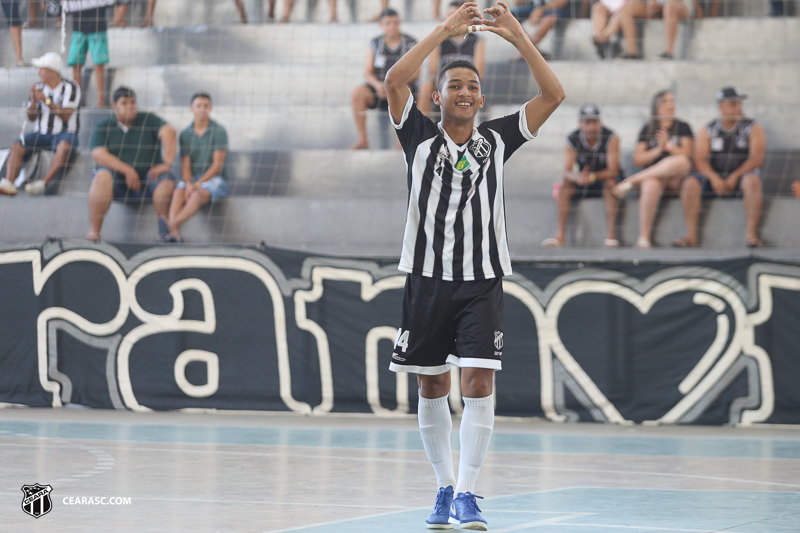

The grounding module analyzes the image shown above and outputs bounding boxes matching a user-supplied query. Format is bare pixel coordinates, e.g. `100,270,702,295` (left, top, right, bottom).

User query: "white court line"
492,513,596,532
261,488,579,533
554,524,756,533
5,441,800,491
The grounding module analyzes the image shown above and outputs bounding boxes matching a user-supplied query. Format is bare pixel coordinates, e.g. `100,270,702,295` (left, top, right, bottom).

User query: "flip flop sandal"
541,238,564,248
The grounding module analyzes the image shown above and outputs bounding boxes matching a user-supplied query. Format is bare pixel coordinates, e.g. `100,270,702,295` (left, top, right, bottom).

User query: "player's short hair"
113,86,136,103
380,7,399,18
437,60,481,91
191,92,213,104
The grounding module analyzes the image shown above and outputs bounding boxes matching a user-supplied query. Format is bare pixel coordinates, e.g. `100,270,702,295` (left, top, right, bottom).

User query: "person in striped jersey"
0,52,81,196
384,2,564,529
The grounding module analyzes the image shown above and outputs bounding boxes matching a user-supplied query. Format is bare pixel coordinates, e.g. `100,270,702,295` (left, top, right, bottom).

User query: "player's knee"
55,140,72,154
682,175,701,193
11,142,24,154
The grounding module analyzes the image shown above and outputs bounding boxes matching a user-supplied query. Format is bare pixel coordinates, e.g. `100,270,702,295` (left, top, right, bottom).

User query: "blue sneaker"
426,485,454,529
449,492,487,531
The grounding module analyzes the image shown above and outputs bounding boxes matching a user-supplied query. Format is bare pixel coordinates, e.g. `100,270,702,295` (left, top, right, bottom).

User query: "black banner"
1,240,799,425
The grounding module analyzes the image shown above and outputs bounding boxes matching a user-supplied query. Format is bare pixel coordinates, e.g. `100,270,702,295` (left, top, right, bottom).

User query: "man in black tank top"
419,1,486,115
681,87,767,247
542,103,623,248
350,9,418,149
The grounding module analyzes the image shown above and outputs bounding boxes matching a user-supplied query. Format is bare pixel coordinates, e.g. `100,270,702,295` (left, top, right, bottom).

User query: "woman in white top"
592,0,647,59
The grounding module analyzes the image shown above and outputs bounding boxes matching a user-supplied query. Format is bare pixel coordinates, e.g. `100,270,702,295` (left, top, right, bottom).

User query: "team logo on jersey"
736,136,748,149
711,138,724,152
494,331,503,350
21,484,53,519
469,138,491,160
455,155,471,172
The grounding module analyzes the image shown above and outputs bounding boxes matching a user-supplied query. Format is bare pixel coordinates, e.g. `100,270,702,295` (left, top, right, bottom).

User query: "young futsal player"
384,2,565,529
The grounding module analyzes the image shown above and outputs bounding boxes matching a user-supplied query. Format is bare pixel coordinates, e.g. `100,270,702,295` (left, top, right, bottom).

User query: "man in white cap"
0,52,81,196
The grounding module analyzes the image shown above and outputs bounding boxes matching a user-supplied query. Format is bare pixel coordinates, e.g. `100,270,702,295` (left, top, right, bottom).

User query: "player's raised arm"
482,1,565,133
384,2,485,124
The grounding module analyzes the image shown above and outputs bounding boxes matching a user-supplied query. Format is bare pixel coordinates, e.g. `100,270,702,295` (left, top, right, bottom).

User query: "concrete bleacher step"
3,17,798,68
1,195,798,251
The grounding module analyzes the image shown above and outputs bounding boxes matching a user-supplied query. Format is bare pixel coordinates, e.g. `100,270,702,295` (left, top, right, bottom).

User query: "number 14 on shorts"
395,329,410,352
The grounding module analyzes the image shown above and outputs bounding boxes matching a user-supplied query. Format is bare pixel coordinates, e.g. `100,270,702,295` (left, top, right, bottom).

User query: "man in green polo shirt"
87,86,177,242
165,92,229,243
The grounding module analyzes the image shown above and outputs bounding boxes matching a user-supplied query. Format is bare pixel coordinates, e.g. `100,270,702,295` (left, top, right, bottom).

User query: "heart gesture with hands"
442,2,486,38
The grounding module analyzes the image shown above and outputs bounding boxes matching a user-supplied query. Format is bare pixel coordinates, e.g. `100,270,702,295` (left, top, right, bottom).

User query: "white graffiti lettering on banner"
1,243,798,425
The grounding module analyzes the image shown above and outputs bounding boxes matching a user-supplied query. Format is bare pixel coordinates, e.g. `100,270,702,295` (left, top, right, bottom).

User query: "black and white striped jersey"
392,92,537,282
28,79,81,135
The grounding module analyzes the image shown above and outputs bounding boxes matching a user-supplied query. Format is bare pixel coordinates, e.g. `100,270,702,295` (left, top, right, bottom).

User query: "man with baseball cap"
543,102,623,247
0,52,81,196
679,86,766,247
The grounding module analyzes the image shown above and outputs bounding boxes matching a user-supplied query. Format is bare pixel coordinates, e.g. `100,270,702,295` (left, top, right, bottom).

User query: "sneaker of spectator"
86,86,177,242
167,92,229,243
543,103,623,248
679,87,766,248
349,8,417,150
611,90,694,248
1,52,81,196
1,0,25,65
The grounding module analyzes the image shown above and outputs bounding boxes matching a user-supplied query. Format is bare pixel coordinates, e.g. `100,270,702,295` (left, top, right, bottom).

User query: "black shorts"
389,274,504,375
365,84,389,111
690,170,760,198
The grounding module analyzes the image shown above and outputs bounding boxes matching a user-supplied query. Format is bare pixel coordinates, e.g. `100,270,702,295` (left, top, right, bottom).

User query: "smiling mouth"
456,102,472,108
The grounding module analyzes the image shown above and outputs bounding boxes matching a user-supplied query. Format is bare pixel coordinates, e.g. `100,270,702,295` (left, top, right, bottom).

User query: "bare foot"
746,236,762,248
349,140,369,150
97,100,109,109
672,236,697,248
16,59,26,67
86,232,100,242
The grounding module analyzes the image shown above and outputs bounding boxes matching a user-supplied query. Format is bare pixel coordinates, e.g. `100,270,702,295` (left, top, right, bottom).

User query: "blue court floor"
1,407,799,532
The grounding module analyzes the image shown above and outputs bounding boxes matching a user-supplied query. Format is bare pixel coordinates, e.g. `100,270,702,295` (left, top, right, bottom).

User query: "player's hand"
124,167,141,192
723,174,739,193
482,2,525,45
33,88,46,102
148,164,171,180
442,1,484,38
375,84,387,99
574,166,590,185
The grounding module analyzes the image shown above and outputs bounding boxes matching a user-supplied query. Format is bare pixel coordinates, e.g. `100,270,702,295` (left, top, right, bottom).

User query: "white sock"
455,395,494,495
418,393,456,489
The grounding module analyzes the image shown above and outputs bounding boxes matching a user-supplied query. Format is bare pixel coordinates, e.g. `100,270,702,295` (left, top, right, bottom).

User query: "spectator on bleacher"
611,90,693,248
111,0,155,27
678,87,766,248
86,86,177,242
592,0,643,59
67,2,111,108
27,1,63,28
627,0,703,59
1,0,25,66
511,0,578,56
542,103,622,248
165,93,229,243
350,8,417,150
280,0,339,22
419,1,485,115
0,53,80,196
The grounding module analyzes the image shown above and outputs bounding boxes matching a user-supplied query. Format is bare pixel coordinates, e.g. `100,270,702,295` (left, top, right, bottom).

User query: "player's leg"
740,172,763,247
591,1,611,42
3,140,29,190
40,138,73,185
449,279,503,531
619,0,647,57
637,175,664,246
169,184,213,239
418,372,457,529
390,274,457,529
232,0,248,22
112,1,129,27
544,177,575,246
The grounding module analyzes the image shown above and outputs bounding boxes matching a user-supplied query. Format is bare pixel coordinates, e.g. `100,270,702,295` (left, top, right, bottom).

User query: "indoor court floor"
1,407,799,532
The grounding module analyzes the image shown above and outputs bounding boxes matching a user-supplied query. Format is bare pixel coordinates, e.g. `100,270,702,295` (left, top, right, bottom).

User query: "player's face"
435,67,485,123
657,92,676,119
580,118,601,139
719,99,743,121
38,67,58,86
381,15,400,39
191,97,212,120
113,96,138,124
